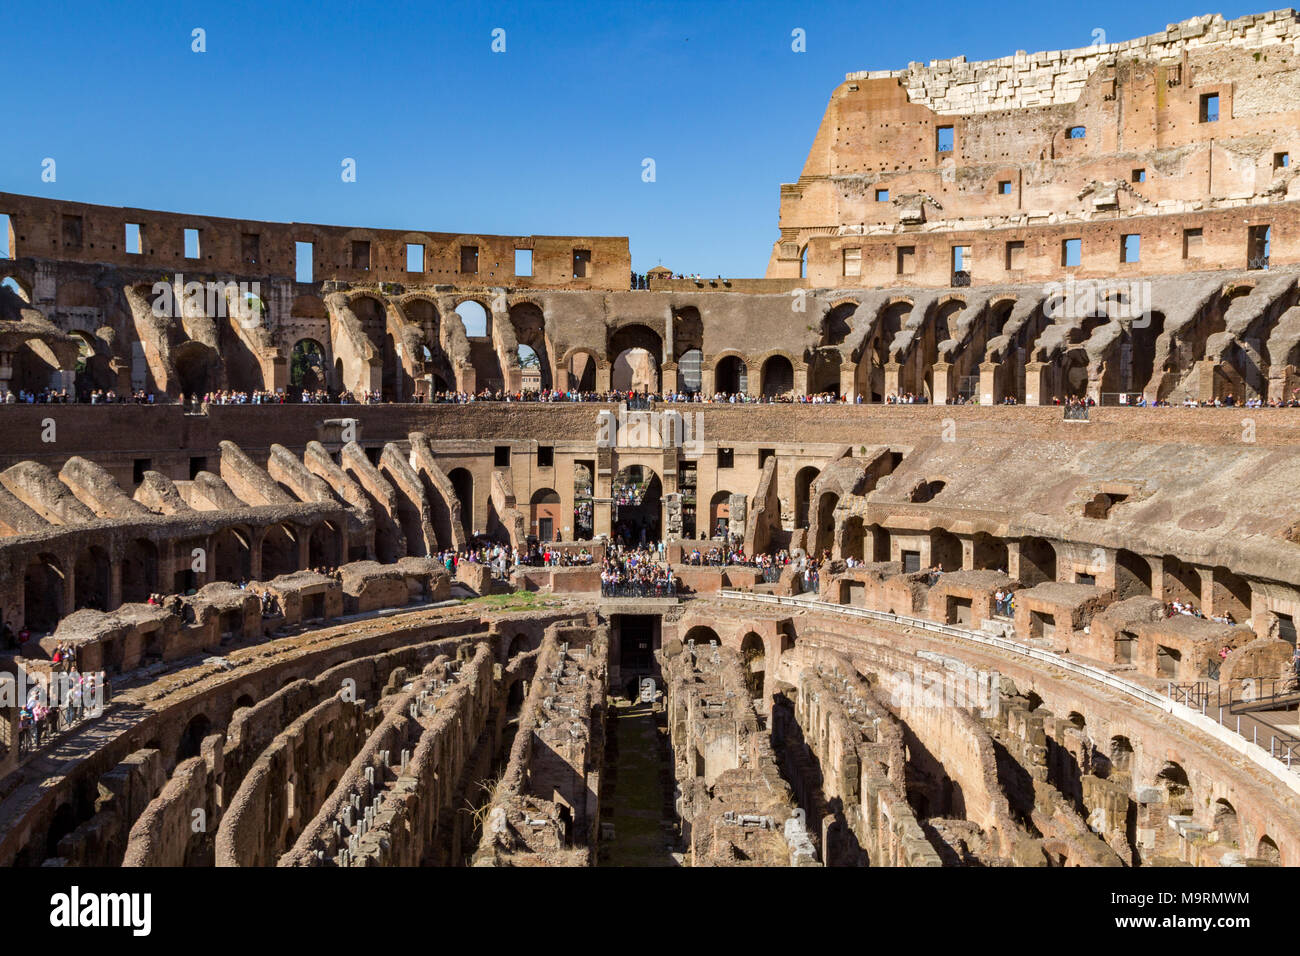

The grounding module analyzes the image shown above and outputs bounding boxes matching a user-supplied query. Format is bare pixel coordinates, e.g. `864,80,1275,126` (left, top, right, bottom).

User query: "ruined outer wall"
771,10,1300,284
0,192,630,291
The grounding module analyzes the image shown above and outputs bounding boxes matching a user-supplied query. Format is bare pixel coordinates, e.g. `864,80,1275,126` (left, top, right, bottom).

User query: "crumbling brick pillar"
931,361,952,404
1024,361,1049,405
661,362,677,395
1005,539,1022,582
839,363,857,399
979,361,1000,405
883,361,902,399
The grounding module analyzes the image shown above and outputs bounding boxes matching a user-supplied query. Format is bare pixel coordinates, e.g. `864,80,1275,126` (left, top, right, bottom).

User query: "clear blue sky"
0,0,1260,277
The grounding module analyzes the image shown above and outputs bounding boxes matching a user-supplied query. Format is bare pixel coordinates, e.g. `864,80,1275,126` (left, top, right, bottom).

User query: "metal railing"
600,581,677,599
717,590,1300,788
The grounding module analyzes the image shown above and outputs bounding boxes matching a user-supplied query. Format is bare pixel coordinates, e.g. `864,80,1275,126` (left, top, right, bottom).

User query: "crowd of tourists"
681,546,793,571
17,672,105,755
0,387,157,404
12,383,1300,408
600,545,676,597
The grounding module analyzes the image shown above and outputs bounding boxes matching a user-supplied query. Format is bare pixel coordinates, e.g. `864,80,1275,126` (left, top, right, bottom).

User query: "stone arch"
529,487,561,542
793,466,819,529
934,297,966,342
1155,761,1193,815
1108,735,1134,773
1211,566,1251,623
74,545,111,612
509,301,552,390
672,305,703,351
173,340,221,401
741,631,766,702
713,353,748,395
840,515,866,562
709,490,733,539
609,324,663,394
821,300,858,346
1257,834,1280,863
931,528,962,572
612,464,662,543
683,625,721,646
1019,537,1056,586
1213,798,1240,847
121,538,158,604
1162,555,1201,606
1114,549,1152,599
213,526,253,583
455,300,501,391
23,554,65,632
290,338,329,392
813,491,839,556
308,521,341,569
562,347,599,392
760,353,794,398
260,524,299,579
448,468,474,540
972,533,1008,571
177,713,211,764
859,299,913,401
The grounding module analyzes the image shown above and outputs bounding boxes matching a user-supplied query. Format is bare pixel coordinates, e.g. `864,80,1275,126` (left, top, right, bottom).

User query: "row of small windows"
840,225,1272,275
871,149,1285,207
66,221,582,284
933,94,1223,160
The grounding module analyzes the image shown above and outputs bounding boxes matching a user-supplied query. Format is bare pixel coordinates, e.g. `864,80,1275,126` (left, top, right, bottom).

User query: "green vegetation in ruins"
461,590,563,611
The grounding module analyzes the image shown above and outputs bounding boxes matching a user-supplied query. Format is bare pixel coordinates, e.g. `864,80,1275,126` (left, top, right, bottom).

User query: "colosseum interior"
4,9,1300,874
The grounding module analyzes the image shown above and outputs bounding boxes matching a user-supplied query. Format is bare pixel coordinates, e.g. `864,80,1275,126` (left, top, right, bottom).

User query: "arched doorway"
761,355,794,398
612,465,661,544
1019,537,1056,585
449,468,474,539
572,462,593,539
74,545,110,611
177,714,211,764
213,527,253,583
290,339,329,394
530,488,561,542
566,351,597,392
1114,549,1152,599
24,555,65,632
455,301,502,391
683,625,721,647
714,355,747,395
509,302,552,390
709,491,733,540
813,491,839,556
121,538,158,604
607,325,663,394
793,466,819,528
611,348,658,393
308,522,340,569
260,524,299,579
741,632,766,703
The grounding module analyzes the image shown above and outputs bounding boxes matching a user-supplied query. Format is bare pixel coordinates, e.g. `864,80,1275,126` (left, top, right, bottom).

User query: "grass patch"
462,590,562,611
